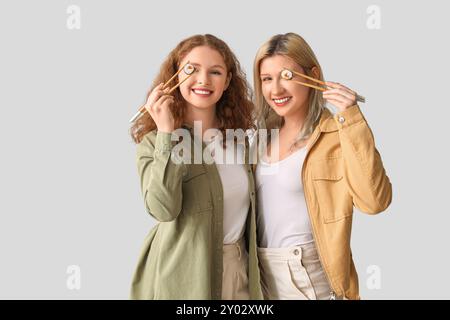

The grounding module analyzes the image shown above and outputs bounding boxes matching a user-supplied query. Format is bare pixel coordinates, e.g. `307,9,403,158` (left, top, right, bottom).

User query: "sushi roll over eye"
184,63,195,75
281,69,293,80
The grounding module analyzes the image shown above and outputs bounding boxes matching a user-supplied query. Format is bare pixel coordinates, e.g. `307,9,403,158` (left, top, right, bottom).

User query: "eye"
261,76,272,82
211,70,222,75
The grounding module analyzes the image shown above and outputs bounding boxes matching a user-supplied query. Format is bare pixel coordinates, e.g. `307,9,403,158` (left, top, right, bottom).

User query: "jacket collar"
303,107,338,152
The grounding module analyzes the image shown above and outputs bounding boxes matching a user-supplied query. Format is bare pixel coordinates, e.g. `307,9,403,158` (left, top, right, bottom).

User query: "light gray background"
0,0,448,299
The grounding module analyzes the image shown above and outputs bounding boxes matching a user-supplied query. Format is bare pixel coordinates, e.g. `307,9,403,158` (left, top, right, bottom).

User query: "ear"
311,66,320,79
224,72,232,91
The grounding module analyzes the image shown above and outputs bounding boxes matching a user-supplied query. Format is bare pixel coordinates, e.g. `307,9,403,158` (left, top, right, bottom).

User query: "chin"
186,99,216,110
271,105,291,117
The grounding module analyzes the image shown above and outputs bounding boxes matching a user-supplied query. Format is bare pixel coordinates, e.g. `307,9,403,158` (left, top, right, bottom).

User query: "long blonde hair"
253,33,326,147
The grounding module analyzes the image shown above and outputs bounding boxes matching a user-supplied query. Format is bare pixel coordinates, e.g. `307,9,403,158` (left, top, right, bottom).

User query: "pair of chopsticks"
129,61,195,123
281,68,366,103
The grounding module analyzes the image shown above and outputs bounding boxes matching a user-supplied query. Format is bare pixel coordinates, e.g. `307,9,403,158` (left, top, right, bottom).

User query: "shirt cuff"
154,131,173,153
334,104,364,128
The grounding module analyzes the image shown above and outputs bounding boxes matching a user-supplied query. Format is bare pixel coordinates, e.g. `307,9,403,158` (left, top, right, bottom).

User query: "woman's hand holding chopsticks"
322,81,358,112
144,83,175,133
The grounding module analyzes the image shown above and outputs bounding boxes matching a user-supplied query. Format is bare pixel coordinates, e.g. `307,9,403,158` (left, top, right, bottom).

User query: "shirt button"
338,116,345,124
293,249,300,255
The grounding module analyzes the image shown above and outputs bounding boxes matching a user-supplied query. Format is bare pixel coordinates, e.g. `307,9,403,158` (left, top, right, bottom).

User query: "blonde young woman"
252,33,392,300
129,34,263,300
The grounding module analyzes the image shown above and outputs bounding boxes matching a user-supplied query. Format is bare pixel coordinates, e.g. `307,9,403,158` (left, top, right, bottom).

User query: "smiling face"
259,54,311,119
177,46,230,113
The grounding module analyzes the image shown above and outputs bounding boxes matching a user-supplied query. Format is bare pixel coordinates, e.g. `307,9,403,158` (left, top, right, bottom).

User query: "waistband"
223,238,247,260
257,242,319,263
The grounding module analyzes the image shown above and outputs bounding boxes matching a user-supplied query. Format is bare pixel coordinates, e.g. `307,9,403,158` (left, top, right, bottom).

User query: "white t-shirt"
207,136,250,245
255,146,314,248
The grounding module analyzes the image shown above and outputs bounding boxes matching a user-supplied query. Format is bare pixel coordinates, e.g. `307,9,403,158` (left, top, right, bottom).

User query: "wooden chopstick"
162,61,191,90
290,69,328,87
129,62,194,122
286,68,366,103
167,73,192,94
291,80,326,92
355,94,365,103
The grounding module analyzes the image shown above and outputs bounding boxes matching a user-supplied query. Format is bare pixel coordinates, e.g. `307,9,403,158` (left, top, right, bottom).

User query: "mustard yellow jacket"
256,104,392,300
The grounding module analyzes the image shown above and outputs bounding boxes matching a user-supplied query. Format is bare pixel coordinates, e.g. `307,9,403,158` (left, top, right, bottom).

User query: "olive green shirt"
130,129,263,300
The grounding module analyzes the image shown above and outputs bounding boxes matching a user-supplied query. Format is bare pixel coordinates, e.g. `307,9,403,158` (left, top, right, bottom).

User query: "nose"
195,69,210,86
271,78,285,96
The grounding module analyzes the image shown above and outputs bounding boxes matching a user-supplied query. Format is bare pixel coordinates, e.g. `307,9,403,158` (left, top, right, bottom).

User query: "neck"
185,104,218,135
282,106,307,134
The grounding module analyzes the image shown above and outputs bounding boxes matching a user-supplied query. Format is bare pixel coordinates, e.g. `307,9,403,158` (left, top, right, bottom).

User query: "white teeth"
274,97,291,104
193,89,212,95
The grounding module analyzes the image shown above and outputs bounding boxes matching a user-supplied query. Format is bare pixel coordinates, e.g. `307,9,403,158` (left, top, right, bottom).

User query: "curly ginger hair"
130,34,255,144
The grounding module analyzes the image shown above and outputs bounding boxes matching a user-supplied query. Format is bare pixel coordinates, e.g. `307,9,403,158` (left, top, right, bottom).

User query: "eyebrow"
190,62,226,70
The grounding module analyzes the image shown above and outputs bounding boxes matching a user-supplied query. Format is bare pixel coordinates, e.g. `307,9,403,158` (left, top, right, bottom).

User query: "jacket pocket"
182,164,214,214
311,158,353,223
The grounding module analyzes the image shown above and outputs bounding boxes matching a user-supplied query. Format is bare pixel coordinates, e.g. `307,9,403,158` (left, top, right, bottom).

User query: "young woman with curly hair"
130,34,263,300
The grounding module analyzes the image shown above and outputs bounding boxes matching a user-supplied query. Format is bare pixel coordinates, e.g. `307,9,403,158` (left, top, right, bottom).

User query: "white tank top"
255,146,314,248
